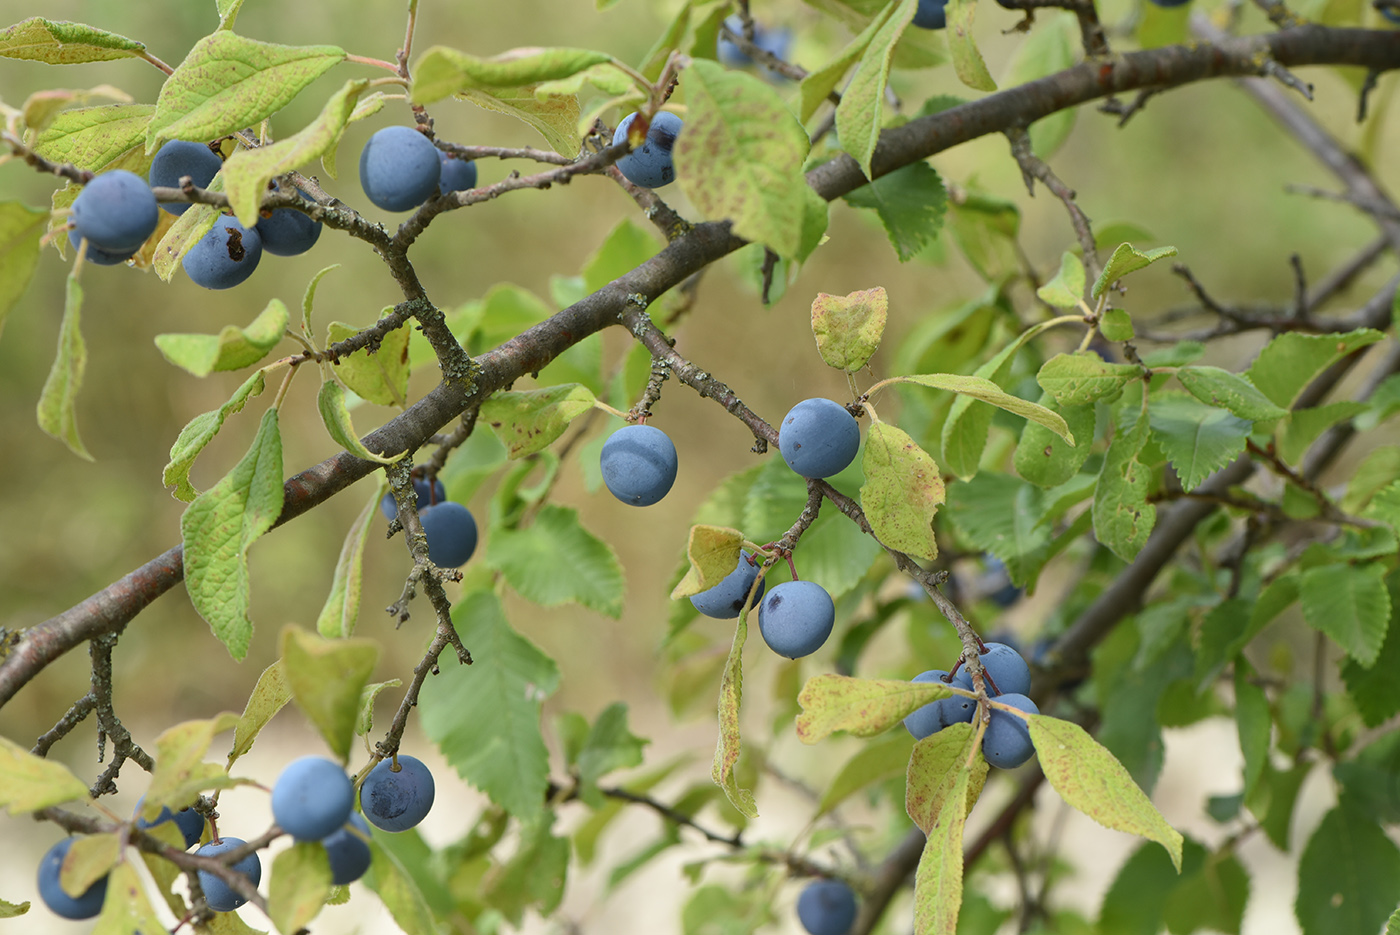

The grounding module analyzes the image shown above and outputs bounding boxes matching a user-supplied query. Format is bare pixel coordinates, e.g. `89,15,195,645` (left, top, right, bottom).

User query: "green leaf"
912,767,970,934
836,0,917,178
0,736,89,813
163,370,266,501
364,839,440,935
1098,840,1192,935
33,106,155,198
675,59,811,258
325,315,411,408
818,732,913,816
860,421,944,560
1175,365,1287,421
842,161,948,262
1277,401,1366,465
411,45,614,103
902,373,1074,442
228,660,290,766
669,524,744,600
1147,391,1251,491
796,674,951,744
488,504,625,616
482,811,569,923
1036,252,1086,308
712,611,756,819
222,78,368,226
217,0,245,29
154,299,288,377
1341,576,1400,726
1027,714,1183,870
151,183,222,281
315,484,379,639
1100,308,1135,342
944,472,1050,587
456,84,584,157
146,713,241,813
799,3,885,122
1091,242,1179,300
811,286,887,372
1093,401,1156,562
1300,562,1390,666
356,678,401,739
181,406,284,660
0,899,27,918
1295,796,1400,935
0,17,147,64
949,189,1020,283
1037,351,1141,406
419,589,560,818
576,703,648,790
1234,661,1270,801
479,384,597,459
317,378,406,465
1342,448,1400,513
279,624,378,762
945,0,996,92
582,217,662,294
268,842,331,934
0,202,47,337
36,273,90,460
1245,328,1384,409
1014,396,1094,488
93,861,168,934
147,33,345,149
1164,849,1250,935
906,722,987,832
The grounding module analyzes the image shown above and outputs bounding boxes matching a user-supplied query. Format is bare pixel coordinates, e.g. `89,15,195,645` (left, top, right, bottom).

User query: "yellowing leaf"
902,373,1073,442
154,298,288,377
836,0,917,179
1036,251,1085,308
0,736,89,813
945,0,996,92
0,18,147,64
269,842,331,933
906,722,987,833
812,287,888,372
912,767,970,934
411,46,614,103
146,713,241,813
228,660,290,766
479,384,596,459
670,525,744,600
36,273,90,460
712,613,757,818
0,202,50,337
163,370,266,502
796,674,953,744
279,625,379,762
860,422,943,560
94,861,168,934
315,485,380,639
325,317,411,408
316,379,405,465
1028,713,1184,870
457,85,584,157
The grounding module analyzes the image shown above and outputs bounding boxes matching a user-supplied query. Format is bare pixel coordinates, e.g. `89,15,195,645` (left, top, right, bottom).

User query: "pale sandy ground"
0,715,1342,935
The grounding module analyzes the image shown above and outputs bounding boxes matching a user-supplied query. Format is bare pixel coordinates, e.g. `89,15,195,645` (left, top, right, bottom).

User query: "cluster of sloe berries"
903,642,1039,769
380,472,479,568
37,752,436,919
358,125,477,212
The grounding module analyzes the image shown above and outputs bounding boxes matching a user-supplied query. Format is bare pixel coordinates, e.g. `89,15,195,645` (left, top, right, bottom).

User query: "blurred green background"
1,0,1397,932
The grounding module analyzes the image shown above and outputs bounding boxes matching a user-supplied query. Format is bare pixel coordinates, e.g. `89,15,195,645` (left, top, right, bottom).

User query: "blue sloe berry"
778,398,861,479
718,15,793,66
194,837,262,912
321,812,373,885
419,501,479,568
148,140,222,215
796,878,857,935
758,580,836,659
135,796,204,849
600,424,678,506
972,642,1032,697
612,112,682,189
70,232,135,266
360,755,435,832
380,475,448,521
271,756,355,841
913,0,949,29
690,550,766,618
255,181,322,256
37,838,107,920
983,693,1039,768
438,150,478,195
71,169,159,253
359,126,442,211
903,670,976,740
182,215,262,290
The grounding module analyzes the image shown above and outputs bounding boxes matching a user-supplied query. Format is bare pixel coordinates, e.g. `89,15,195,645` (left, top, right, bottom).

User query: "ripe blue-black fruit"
70,232,135,266
983,693,1039,768
37,838,107,920
970,642,1032,697
71,169,160,253
778,398,861,479
271,756,355,841
135,797,204,848
380,475,447,521
148,140,222,215
1383,4,1400,24
718,15,793,66
195,837,262,912
438,150,478,195
419,501,478,567
903,670,976,740
758,580,836,659
182,215,262,290
600,424,678,506
361,755,435,832
359,126,442,211
1144,0,1192,7
255,182,322,256
913,0,949,28
690,550,767,618
796,878,857,935
321,813,372,885
612,112,682,189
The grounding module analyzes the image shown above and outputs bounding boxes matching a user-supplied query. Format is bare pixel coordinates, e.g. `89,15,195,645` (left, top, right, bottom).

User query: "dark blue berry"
600,424,678,506
612,112,682,189
360,755,435,832
359,126,442,211
148,140,222,215
182,215,262,290
438,150,478,195
255,181,322,256
419,501,478,567
71,170,159,253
